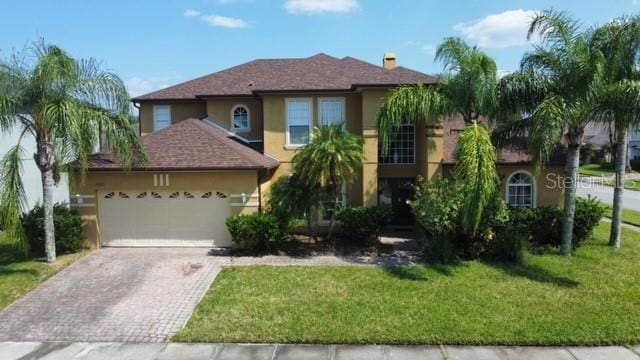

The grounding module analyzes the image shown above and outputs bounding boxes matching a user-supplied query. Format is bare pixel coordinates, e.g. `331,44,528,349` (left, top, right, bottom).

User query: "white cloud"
497,69,513,78
285,0,359,14
184,9,201,17
453,9,539,48
202,15,249,28
184,9,249,29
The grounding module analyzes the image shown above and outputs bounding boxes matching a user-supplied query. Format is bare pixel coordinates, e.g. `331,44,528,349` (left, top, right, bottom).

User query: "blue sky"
1,0,637,97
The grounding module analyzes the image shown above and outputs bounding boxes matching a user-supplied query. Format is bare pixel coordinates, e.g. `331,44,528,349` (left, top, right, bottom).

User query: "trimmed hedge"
226,213,283,251
21,203,85,256
335,205,392,244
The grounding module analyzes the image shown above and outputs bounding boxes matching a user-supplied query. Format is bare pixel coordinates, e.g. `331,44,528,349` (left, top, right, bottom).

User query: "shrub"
631,158,640,171
422,233,458,264
335,205,392,244
484,224,526,263
411,177,462,237
225,213,283,251
21,203,85,256
266,174,325,238
508,197,604,250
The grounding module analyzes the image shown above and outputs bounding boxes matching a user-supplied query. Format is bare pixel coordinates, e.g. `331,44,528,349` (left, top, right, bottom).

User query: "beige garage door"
99,190,232,247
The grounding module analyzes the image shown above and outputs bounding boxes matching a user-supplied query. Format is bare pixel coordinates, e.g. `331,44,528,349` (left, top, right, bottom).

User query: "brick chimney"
383,52,397,70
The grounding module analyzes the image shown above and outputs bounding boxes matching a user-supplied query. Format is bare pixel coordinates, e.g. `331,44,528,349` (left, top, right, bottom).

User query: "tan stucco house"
72,53,566,248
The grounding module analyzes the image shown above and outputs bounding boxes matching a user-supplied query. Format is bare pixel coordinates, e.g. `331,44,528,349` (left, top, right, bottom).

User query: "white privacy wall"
0,124,69,211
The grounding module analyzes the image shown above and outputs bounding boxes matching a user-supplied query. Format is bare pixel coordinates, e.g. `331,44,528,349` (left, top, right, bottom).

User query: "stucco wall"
206,97,264,140
497,165,566,207
71,171,260,247
139,101,207,135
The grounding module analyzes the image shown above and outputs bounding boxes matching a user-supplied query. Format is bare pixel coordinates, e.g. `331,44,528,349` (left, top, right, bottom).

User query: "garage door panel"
99,190,232,247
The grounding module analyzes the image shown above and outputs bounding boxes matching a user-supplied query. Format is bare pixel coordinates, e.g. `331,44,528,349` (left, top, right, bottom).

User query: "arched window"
507,172,535,208
231,105,250,132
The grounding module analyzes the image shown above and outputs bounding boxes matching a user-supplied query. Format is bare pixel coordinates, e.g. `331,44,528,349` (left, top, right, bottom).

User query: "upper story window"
286,98,312,146
231,105,250,132
319,97,345,126
507,172,535,208
153,105,171,131
378,122,415,164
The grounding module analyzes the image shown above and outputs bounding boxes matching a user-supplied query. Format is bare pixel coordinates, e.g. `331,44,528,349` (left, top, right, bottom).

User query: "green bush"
266,174,325,237
422,233,458,264
21,203,85,256
508,197,604,250
484,224,526,263
335,205,392,244
630,158,640,171
411,177,462,237
226,213,283,251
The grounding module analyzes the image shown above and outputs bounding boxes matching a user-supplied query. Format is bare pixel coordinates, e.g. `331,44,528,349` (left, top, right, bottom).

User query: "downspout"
133,102,141,136
257,170,263,213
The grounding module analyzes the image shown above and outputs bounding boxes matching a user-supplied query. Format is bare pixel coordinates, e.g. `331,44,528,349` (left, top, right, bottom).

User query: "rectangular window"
286,98,312,146
153,105,171,131
378,122,415,164
319,98,345,126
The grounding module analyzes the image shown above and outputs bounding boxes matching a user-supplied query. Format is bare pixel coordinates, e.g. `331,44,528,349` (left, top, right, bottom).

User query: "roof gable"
133,54,437,100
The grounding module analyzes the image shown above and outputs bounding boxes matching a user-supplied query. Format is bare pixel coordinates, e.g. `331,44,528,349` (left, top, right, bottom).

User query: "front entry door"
378,178,416,227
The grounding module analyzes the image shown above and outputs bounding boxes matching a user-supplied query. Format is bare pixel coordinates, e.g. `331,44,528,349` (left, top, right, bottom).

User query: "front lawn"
176,223,640,345
0,234,86,310
580,164,640,190
602,205,640,227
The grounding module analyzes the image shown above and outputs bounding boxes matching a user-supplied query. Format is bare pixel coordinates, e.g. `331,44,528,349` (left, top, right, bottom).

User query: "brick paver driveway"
0,248,220,343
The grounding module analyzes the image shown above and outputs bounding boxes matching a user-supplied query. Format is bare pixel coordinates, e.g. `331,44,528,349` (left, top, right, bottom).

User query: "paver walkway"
0,247,417,343
0,248,221,342
2,342,640,360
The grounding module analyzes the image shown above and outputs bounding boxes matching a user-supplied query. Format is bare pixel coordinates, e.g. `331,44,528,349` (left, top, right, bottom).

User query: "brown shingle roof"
88,119,279,171
442,116,566,165
132,54,438,100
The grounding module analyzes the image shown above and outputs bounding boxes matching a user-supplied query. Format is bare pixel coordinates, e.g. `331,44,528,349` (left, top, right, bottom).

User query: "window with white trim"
378,122,415,164
319,98,345,126
286,98,312,146
231,105,250,131
507,172,535,208
153,105,171,131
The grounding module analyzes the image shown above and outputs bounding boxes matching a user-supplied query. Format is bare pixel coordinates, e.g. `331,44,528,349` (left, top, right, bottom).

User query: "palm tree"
377,37,499,236
0,41,146,262
495,10,605,256
292,124,365,239
590,17,640,248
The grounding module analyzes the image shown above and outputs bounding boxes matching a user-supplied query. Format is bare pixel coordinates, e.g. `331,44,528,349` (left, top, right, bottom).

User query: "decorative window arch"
231,104,250,132
506,171,536,208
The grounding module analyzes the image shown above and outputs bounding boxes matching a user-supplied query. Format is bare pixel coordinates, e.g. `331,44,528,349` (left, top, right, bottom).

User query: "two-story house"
72,53,566,248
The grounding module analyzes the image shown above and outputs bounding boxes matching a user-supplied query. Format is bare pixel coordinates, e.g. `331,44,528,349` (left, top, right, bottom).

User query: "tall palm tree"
0,41,146,262
292,124,365,239
495,10,605,256
590,17,640,248
377,37,499,236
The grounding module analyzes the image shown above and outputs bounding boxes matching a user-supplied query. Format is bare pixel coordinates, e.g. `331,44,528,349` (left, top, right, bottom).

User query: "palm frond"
529,96,569,165
0,142,28,254
528,9,579,48
377,85,451,152
455,123,498,236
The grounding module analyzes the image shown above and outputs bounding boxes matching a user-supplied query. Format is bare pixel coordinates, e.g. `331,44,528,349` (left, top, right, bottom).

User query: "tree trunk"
561,144,581,257
610,126,628,248
36,133,56,262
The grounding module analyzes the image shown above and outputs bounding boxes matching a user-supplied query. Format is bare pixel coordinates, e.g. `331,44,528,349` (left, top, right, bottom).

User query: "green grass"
580,164,640,190
176,223,640,345
579,164,615,177
602,205,640,227
0,235,86,310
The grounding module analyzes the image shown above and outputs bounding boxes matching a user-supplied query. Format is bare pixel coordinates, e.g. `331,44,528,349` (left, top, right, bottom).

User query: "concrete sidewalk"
3,342,640,360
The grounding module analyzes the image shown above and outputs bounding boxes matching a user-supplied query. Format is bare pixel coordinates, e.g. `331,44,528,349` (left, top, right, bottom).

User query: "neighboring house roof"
442,116,567,165
132,53,438,100
87,118,279,171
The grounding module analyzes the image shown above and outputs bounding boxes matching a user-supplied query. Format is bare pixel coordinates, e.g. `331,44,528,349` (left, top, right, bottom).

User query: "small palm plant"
292,124,365,240
377,37,499,236
0,41,146,261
